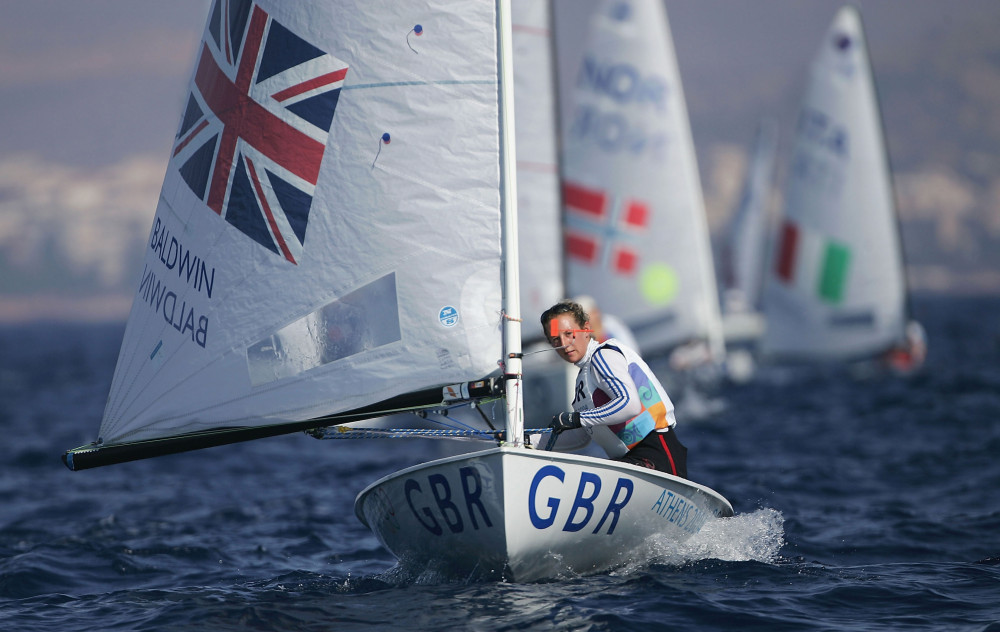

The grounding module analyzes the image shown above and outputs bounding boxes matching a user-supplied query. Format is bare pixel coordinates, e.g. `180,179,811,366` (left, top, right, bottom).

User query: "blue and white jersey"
571,338,676,457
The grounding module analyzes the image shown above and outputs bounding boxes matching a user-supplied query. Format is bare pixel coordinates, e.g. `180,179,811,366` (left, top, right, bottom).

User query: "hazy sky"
2,0,996,167
1,0,998,320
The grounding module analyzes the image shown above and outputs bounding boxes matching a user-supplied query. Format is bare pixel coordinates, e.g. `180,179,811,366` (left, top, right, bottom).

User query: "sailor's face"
548,313,591,363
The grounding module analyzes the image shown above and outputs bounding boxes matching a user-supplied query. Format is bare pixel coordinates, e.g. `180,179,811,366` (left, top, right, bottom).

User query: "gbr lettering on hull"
401,464,637,537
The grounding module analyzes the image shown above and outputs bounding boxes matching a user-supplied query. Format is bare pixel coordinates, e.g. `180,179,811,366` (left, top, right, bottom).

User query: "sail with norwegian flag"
559,0,724,364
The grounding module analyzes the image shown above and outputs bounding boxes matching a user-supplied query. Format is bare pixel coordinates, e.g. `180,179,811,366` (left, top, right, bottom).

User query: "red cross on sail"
563,181,649,275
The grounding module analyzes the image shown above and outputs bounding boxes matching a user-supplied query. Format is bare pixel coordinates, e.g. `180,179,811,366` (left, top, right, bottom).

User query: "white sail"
760,6,908,361
718,120,777,384
343,0,574,442
513,0,563,325
560,0,723,360
720,118,778,342
94,0,508,448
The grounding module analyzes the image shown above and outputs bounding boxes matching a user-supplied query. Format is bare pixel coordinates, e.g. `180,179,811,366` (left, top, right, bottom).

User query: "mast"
497,0,524,447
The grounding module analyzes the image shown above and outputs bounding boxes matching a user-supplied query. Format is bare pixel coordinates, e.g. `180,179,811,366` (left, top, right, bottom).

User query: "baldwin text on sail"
137,216,216,348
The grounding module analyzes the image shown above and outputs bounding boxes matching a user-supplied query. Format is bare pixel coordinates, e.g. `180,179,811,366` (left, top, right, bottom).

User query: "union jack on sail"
171,0,348,264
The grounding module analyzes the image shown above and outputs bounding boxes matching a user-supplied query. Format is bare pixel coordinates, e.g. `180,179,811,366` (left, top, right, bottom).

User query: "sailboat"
62,0,733,582
559,0,725,372
759,6,926,371
719,119,778,347
717,120,778,383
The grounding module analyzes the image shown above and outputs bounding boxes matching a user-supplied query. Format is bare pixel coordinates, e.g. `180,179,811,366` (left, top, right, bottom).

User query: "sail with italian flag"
773,220,852,306
760,6,912,362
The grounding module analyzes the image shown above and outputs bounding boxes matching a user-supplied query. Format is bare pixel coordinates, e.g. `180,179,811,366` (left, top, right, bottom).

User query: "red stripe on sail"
272,68,348,102
566,231,599,263
613,247,638,275
623,200,649,228
173,120,210,157
563,182,606,218
246,157,296,264
776,221,799,283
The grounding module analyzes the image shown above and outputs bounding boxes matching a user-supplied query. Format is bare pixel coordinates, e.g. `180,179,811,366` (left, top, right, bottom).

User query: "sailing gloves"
549,411,582,433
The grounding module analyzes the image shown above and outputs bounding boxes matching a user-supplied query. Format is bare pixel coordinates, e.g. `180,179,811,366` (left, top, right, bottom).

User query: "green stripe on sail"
818,242,850,303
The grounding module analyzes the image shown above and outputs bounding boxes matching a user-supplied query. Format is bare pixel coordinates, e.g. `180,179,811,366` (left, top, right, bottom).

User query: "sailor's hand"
549,411,581,433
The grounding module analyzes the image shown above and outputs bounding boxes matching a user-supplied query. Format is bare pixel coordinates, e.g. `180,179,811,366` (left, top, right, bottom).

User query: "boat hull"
355,446,733,581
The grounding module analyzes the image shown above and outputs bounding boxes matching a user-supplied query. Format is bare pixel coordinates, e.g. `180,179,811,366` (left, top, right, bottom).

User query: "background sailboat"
719,119,778,347
716,119,778,383
759,5,925,369
558,0,725,372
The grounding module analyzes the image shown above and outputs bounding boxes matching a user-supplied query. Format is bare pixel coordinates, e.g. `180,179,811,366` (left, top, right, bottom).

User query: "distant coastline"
0,294,132,324
2,280,999,325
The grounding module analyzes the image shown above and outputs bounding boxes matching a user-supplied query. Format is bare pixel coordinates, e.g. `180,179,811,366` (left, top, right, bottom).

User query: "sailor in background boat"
542,300,688,477
573,294,639,352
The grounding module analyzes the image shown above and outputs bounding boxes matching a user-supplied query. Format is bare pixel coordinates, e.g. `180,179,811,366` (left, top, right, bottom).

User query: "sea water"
1,294,998,631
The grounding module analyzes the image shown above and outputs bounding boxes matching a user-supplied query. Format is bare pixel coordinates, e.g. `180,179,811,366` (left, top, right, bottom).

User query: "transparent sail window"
247,273,401,386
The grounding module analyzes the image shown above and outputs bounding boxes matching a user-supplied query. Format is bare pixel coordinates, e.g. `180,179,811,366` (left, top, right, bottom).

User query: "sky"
0,0,998,322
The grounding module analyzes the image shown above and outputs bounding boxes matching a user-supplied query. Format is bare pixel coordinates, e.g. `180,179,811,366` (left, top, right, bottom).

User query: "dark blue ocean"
2,294,998,631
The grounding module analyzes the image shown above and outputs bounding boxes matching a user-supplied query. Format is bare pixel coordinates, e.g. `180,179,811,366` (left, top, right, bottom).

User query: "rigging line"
72,394,500,455
342,79,494,90
523,345,564,356
437,409,491,434
406,397,502,434
474,403,497,431
110,380,492,446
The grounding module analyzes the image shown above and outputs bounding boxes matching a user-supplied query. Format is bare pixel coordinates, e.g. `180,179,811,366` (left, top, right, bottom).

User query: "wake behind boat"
61,0,735,582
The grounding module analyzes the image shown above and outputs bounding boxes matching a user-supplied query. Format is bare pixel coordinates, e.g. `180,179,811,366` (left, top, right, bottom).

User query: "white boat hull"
355,446,733,581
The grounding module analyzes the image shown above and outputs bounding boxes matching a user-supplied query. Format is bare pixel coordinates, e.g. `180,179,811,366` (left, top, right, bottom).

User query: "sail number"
403,467,493,537
568,57,671,160
400,464,636,537
529,465,633,535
